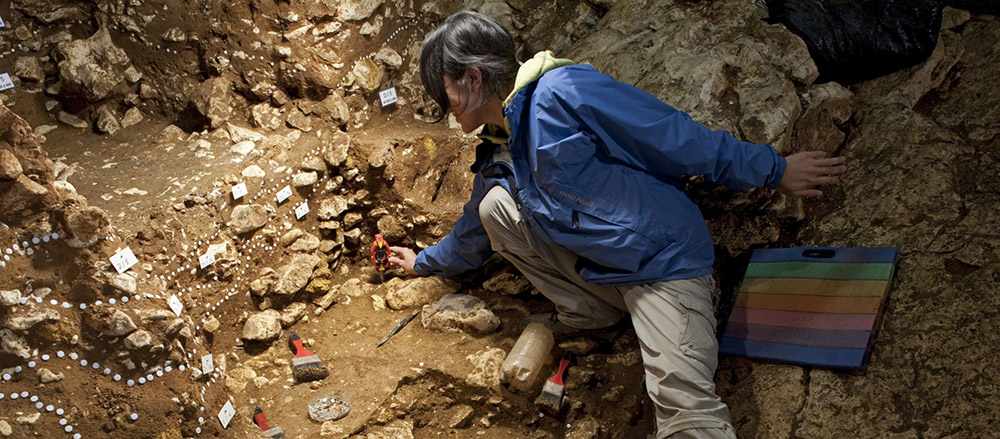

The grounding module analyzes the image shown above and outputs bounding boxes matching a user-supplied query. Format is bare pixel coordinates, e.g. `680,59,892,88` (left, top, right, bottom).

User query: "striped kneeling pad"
720,247,899,370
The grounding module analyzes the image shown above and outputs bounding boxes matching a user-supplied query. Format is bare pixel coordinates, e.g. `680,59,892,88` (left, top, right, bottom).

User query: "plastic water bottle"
501,323,554,391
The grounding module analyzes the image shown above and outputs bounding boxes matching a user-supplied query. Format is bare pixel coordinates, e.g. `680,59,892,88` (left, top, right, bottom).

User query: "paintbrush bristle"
534,380,565,412
292,355,329,382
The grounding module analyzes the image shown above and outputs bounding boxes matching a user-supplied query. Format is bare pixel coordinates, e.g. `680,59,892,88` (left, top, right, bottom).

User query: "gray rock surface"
421,294,500,335
124,329,152,350
63,205,110,248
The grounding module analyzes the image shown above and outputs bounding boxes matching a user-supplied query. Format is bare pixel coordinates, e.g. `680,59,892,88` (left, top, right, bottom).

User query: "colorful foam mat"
720,247,899,370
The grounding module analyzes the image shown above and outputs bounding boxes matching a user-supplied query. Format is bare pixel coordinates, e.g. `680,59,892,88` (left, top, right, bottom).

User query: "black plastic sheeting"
767,0,943,84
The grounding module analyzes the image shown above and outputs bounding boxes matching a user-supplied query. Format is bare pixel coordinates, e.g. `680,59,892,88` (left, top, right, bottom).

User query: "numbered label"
199,250,216,269
231,182,248,200
275,185,292,204
218,400,236,429
379,87,398,107
294,202,309,219
0,14,6,28
110,247,138,274
201,354,214,374
168,294,183,317
0,74,15,92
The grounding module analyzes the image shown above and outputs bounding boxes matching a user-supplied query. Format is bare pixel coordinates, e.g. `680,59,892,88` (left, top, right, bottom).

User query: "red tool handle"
551,357,570,386
289,331,315,358
253,407,272,431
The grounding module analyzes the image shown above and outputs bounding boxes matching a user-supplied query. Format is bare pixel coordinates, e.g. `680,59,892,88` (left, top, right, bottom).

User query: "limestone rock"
1,175,49,216
96,270,137,294
192,77,233,129
242,310,282,342
6,308,60,330
337,0,385,21
230,204,268,234
465,348,506,388
317,196,349,220
0,289,21,306
793,82,855,154
293,171,318,188
250,268,279,297
121,107,143,128
104,310,137,337
280,302,308,327
123,66,142,83
95,105,121,135
313,94,351,126
55,29,131,102
251,103,283,131
302,156,326,173
289,232,321,252
225,367,257,394
124,330,152,350
0,419,10,436
385,277,460,310
15,412,39,425
57,111,88,129
14,56,45,82
274,254,322,295
1,329,31,358
362,420,414,439
203,315,221,334
286,110,313,132
37,366,64,383
483,271,532,296
242,165,266,179
227,123,266,143
321,132,351,167
421,294,500,334
351,58,383,93
0,149,22,180
340,278,372,298
375,48,402,69
63,205,110,248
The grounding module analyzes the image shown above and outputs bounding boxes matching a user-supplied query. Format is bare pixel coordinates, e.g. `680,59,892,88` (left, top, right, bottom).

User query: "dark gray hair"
419,11,519,121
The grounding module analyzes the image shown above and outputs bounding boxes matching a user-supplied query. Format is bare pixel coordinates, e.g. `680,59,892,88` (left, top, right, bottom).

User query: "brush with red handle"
534,356,570,413
289,330,329,382
253,407,285,439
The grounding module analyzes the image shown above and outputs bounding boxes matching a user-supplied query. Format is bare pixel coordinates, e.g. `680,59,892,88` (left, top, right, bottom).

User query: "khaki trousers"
479,186,736,439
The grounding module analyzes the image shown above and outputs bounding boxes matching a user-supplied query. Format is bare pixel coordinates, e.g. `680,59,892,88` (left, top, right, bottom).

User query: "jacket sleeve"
412,175,496,277
543,68,786,190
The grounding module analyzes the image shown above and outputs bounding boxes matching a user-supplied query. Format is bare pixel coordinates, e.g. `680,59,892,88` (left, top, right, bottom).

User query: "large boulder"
192,77,233,129
54,29,131,102
274,254,322,296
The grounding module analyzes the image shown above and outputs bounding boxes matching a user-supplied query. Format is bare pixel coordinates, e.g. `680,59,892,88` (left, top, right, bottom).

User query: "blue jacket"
414,65,786,286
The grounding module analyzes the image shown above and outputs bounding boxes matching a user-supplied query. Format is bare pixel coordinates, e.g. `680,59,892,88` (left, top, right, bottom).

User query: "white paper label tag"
0,15,6,28
218,400,236,428
294,202,309,219
110,247,138,274
379,87,398,107
0,74,12,92
168,294,183,317
231,182,248,200
275,185,292,204
199,250,216,269
201,354,214,374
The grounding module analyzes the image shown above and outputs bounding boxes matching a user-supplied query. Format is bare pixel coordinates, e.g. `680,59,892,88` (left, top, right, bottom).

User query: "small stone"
104,310,137,336
0,289,21,306
121,107,143,128
203,315,221,334
58,111,89,129
38,368,64,383
230,204,268,234
124,330,152,350
293,171,318,188
242,310,281,342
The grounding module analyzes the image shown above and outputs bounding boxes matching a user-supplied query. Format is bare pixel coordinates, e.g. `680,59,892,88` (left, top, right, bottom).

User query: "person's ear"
465,67,484,91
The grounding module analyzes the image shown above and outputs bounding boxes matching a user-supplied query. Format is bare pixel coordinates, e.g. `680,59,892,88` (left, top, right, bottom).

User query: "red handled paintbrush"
535,356,570,413
253,407,285,439
289,330,329,382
